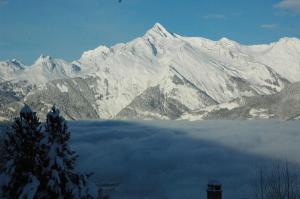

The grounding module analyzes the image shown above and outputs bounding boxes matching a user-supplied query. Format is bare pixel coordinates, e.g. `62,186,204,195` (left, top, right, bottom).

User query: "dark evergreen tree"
39,105,97,199
0,104,43,198
0,105,98,199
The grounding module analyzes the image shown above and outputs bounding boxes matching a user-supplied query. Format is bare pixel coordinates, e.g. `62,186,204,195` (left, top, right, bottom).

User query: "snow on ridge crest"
34,54,53,64
218,37,239,47
1,22,300,120
144,22,174,40
1,22,299,89
278,37,300,44
81,45,110,60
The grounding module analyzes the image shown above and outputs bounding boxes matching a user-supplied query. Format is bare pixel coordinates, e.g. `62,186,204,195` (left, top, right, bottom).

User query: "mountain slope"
0,59,25,82
182,82,300,120
0,23,300,120
116,66,218,120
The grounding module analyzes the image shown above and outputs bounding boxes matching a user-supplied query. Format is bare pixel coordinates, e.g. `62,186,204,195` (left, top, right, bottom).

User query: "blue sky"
0,0,300,64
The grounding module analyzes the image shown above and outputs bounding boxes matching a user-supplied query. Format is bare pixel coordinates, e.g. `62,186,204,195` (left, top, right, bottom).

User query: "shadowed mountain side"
195,82,300,120
0,77,102,121
116,67,218,120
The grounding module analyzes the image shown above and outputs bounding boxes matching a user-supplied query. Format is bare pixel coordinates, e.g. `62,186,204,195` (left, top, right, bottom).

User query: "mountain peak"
9,59,25,70
277,37,300,45
34,54,53,64
10,58,24,65
144,23,173,39
152,23,166,31
216,37,240,48
218,37,237,45
0,59,25,72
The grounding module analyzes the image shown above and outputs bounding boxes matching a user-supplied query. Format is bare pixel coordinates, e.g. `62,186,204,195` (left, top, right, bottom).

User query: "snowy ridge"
0,59,25,81
181,82,300,120
0,23,300,120
0,55,81,84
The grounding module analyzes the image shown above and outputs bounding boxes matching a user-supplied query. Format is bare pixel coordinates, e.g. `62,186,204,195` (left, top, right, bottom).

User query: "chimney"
207,180,222,199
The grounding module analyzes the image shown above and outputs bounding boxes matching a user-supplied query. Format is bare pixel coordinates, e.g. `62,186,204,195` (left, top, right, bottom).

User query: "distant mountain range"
0,23,300,121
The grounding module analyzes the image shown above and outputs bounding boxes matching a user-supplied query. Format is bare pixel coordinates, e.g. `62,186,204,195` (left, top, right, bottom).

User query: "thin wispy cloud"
203,14,225,20
260,24,279,29
274,0,300,13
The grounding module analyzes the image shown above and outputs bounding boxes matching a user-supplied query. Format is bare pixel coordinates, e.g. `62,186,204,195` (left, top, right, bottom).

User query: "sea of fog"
69,120,300,199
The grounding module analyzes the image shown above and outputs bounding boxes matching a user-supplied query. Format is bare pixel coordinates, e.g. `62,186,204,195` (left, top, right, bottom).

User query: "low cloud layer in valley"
70,120,300,199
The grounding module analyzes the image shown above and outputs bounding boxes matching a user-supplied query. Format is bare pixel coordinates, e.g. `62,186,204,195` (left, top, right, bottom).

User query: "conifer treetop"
19,104,38,125
47,104,62,125
20,104,33,114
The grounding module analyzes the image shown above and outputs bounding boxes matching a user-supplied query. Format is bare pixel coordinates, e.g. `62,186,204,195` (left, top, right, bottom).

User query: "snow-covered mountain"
0,59,25,82
181,82,300,120
0,23,300,120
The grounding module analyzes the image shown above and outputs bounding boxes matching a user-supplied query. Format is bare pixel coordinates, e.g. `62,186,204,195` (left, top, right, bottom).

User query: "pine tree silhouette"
0,105,98,199
39,105,98,199
0,104,43,198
